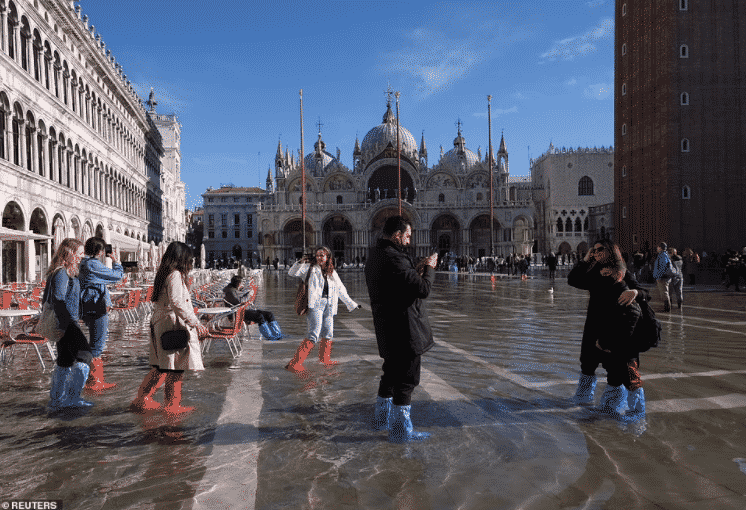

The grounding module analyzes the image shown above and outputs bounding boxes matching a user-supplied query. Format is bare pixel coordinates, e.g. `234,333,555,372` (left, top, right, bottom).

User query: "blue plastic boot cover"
389,404,431,443
62,362,94,408
268,321,286,339
372,396,392,431
624,387,646,421
257,322,274,340
597,384,628,415
572,374,597,405
49,365,72,409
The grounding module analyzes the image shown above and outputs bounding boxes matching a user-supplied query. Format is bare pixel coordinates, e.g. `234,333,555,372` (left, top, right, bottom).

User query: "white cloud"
540,17,614,62
566,78,577,86
473,106,518,118
380,21,531,98
583,82,613,100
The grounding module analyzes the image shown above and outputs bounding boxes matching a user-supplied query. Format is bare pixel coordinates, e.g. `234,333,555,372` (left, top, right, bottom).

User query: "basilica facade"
256,99,535,264
0,0,186,283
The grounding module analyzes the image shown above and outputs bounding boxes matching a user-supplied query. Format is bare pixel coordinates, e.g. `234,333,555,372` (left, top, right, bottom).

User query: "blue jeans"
84,313,109,358
306,298,333,342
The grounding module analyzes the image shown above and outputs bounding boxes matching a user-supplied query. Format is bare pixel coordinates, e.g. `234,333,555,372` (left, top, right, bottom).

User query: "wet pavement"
2,270,746,509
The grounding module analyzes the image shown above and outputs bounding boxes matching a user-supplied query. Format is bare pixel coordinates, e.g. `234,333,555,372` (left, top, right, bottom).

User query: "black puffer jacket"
568,260,648,355
365,239,435,358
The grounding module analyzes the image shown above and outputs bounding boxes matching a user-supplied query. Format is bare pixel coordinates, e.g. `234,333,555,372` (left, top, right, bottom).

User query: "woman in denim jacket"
285,246,361,373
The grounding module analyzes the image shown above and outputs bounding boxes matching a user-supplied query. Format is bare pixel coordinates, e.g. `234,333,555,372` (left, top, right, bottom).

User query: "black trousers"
243,309,274,325
377,354,421,406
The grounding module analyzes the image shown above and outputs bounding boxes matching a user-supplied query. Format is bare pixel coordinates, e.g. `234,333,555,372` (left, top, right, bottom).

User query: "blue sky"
79,0,615,209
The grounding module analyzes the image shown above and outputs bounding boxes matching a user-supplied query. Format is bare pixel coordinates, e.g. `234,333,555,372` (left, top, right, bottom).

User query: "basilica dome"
303,134,336,174
361,102,418,156
438,128,480,172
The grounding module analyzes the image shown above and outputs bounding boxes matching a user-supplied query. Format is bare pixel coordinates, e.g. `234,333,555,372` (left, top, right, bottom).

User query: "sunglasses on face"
590,247,606,254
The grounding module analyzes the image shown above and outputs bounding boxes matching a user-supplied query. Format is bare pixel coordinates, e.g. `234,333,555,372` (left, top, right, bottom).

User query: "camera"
105,244,113,256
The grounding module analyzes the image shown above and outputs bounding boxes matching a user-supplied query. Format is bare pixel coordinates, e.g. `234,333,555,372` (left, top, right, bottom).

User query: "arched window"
578,176,594,196
680,0,688,10
681,138,690,152
681,92,689,105
584,217,589,231
622,124,627,135
680,44,689,58
336,195,343,204
622,206,627,219
574,217,582,232
476,192,483,201
622,43,627,55
556,218,563,233
622,83,627,95
438,193,445,203
622,3,627,16
682,185,691,199
565,217,572,232
622,165,627,177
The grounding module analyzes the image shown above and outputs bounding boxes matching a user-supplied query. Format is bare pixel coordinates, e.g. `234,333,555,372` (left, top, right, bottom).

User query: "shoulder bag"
33,269,66,343
161,329,189,350
294,267,312,316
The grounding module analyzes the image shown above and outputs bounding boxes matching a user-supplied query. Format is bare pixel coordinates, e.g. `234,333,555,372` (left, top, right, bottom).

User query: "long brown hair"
47,238,83,278
590,239,627,283
312,246,334,277
152,242,194,302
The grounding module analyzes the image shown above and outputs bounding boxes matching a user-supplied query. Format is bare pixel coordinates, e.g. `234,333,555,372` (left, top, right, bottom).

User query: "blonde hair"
47,238,83,278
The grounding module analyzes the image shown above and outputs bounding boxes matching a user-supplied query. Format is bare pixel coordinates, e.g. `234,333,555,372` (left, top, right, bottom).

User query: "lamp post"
488,95,494,257
300,89,306,254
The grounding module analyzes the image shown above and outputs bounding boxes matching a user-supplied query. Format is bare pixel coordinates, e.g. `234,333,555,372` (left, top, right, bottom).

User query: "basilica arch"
430,213,461,257
469,214,501,258
323,214,353,264
366,165,416,202
283,218,316,259
30,207,50,280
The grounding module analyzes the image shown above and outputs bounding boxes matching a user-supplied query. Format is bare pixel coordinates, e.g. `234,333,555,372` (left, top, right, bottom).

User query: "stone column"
17,117,25,169
49,138,57,182
0,7,7,54
26,238,35,282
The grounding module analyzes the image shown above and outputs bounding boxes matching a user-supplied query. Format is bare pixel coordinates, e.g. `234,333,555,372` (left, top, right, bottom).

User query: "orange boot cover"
85,357,117,391
163,378,195,416
285,339,315,373
318,338,339,366
130,370,166,413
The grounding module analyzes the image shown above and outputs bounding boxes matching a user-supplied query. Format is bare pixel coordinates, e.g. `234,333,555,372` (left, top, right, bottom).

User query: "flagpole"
395,91,402,215
300,89,306,255
488,95,494,258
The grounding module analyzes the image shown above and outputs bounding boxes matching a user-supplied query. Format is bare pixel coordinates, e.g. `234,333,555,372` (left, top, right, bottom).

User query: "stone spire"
420,131,427,156
498,131,507,154
353,136,361,156
266,167,273,191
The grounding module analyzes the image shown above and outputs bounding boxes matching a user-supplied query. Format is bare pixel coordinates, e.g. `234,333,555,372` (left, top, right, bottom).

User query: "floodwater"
2,270,746,509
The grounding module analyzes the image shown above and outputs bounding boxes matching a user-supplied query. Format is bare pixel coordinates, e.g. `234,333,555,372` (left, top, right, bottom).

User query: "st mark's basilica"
255,97,535,264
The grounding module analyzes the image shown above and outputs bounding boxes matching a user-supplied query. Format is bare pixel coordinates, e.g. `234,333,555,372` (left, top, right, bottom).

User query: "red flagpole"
395,91,401,215
300,89,306,254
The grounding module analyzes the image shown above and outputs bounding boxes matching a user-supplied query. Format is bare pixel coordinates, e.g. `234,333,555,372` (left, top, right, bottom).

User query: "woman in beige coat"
131,242,207,415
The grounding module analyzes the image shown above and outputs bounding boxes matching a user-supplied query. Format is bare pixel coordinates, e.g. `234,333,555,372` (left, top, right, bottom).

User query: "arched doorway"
2,201,25,284
323,215,352,264
370,207,415,247
557,241,572,264
283,218,315,260
30,208,49,281
367,166,416,202
469,214,500,258
431,214,461,259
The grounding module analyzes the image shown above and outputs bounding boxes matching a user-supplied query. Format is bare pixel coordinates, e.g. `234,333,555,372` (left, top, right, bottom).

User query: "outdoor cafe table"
0,308,40,333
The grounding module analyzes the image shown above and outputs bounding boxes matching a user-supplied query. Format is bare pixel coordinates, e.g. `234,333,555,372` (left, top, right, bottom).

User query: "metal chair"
6,316,57,371
200,302,248,358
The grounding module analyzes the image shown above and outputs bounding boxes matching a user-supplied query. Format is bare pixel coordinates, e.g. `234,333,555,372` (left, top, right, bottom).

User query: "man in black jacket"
365,215,437,443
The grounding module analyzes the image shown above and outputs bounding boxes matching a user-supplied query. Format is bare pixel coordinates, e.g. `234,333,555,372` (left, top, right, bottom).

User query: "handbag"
633,298,662,353
33,270,65,343
161,329,189,350
294,268,312,315
34,301,65,343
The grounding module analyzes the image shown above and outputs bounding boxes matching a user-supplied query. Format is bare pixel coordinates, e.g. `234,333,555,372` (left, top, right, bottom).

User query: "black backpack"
634,297,662,352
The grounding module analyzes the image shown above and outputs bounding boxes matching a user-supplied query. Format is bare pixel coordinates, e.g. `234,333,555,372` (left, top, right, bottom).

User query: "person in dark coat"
365,215,437,443
222,275,284,340
568,239,650,419
546,252,558,279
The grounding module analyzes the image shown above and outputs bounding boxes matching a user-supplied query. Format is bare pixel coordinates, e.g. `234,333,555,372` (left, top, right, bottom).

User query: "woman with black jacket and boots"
568,239,649,420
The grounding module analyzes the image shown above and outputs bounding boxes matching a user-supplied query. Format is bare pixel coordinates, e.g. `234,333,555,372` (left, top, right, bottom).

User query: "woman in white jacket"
286,246,361,372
